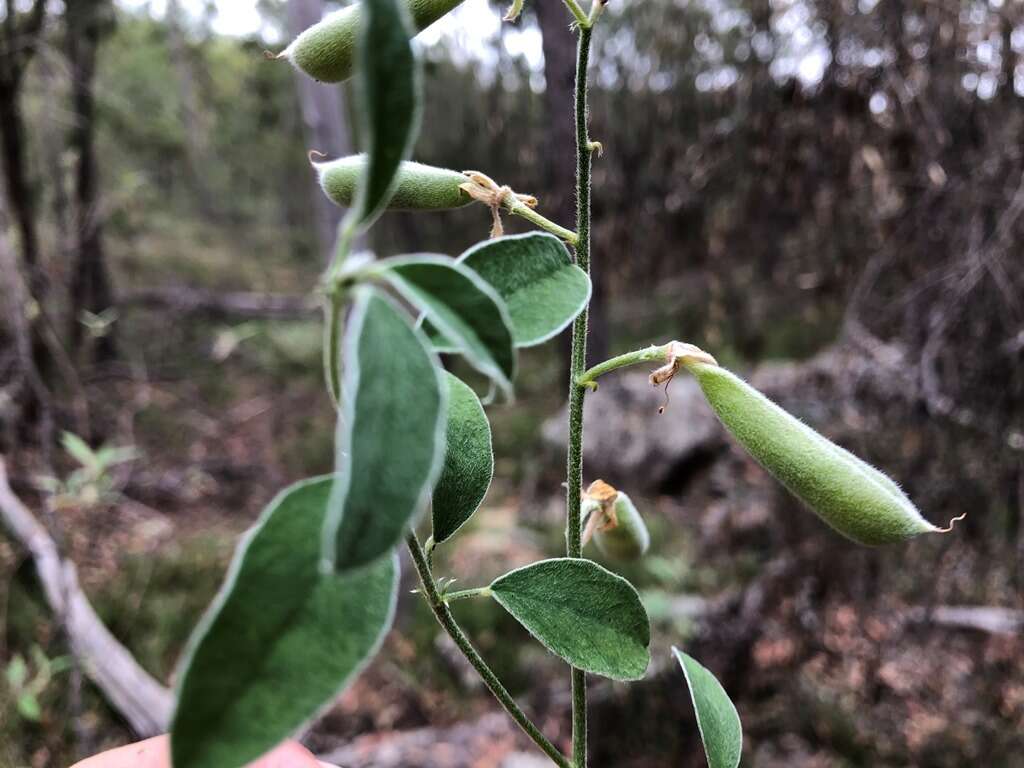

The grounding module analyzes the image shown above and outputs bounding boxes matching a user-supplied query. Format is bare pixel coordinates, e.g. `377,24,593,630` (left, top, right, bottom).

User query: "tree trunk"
0,0,53,398
287,0,360,260
166,0,214,216
66,0,116,362
535,1,607,366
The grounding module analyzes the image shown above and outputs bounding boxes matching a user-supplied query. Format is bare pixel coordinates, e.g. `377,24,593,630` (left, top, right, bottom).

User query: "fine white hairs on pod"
313,154,472,211
654,342,963,546
279,0,469,83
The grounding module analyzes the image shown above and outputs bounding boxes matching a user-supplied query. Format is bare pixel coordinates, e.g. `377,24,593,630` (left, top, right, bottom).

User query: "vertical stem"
567,22,594,768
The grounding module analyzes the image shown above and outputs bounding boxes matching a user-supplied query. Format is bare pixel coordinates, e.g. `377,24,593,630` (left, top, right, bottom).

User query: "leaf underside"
432,372,494,543
352,0,421,227
327,287,447,572
673,647,743,768
490,558,651,680
171,477,398,768
456,232,591,346
378,255,517,396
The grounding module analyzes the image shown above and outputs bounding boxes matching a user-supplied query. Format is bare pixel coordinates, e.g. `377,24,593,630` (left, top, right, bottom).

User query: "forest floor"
2,233,1022,767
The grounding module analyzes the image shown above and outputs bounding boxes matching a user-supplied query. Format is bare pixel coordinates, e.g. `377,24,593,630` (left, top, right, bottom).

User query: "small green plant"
33,432,138,510
167,1,963,766
4,646,70,723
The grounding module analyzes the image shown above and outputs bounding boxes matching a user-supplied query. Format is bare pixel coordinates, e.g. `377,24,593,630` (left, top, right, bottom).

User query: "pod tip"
935,512,966,534
308,149,328,165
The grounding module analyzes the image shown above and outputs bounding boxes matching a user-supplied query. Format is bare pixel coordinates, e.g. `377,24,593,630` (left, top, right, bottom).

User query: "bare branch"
121,285,319,320
0,458,173,736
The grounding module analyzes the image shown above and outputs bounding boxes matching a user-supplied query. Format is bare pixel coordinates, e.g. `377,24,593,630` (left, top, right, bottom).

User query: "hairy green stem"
322,215,361,407
562,0,589,27
505,198,579,245
441,586,492,603
323,292,345,407
405,533,571,768
567,21,594,768
577,344,668,389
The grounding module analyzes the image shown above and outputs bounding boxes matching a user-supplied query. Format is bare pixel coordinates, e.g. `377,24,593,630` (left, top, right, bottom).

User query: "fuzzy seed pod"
683,360,955,546
315,155,471,211
594,492,651,562
282,0,467,83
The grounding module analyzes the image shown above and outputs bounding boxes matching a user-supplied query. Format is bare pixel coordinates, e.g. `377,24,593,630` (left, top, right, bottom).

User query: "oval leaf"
352,0,421,227
673,647,743,768
326,287,447,571
459,233,591,346
376,255,517,396
432,372,493,544
489,558,650,680
171,477,398,768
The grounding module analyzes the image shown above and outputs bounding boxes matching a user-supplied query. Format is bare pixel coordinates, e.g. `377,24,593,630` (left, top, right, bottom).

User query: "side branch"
405,533,571,768
0,459,173,736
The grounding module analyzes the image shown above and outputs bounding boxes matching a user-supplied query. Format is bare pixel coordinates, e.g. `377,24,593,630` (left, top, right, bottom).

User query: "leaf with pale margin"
432,373,493,544
376,255,517,397
171,477,398,768
489,558,650,680
458,233,591,347
673,647,743,768
325,287,447,571
351,0,421,227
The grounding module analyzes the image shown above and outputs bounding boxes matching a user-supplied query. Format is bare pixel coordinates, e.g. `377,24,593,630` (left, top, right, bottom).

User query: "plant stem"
442,586,492,603
566,21,594,768
405,532,571,768
576,344,668,389
323,291,345,407
561,0,589,28
505,198,579,245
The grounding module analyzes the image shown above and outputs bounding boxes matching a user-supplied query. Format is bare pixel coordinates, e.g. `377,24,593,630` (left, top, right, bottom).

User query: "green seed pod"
594,492,651,562
683,359,957,546
282,0,468,83
315,155,471,211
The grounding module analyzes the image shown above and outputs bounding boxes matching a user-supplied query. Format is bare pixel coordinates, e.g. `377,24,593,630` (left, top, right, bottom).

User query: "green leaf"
489,558,650,680
6,655,27,689
432,373,493,544
458,233,591,346
326,287,447,571
351,0,421,227
16,693,40,722
171,477,398,768
376,255,517,396
673,647,743,768
61,432,97,470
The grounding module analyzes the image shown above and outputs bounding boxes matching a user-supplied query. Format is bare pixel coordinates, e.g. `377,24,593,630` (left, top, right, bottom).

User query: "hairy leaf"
171,477,398,768
432,373,493,544
458,233,591,346
351,0,421,227
376,255,517,396
673,647,743,768
326,287,447,571
489,558,650,680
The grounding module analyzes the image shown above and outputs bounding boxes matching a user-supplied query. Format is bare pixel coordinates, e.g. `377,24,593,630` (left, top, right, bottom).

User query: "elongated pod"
594,492,651,561
315,155,471,211
683,359,950,546
282,0,468,83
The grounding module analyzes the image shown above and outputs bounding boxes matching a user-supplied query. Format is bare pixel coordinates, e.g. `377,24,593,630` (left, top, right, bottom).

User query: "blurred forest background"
1,0,1023,765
